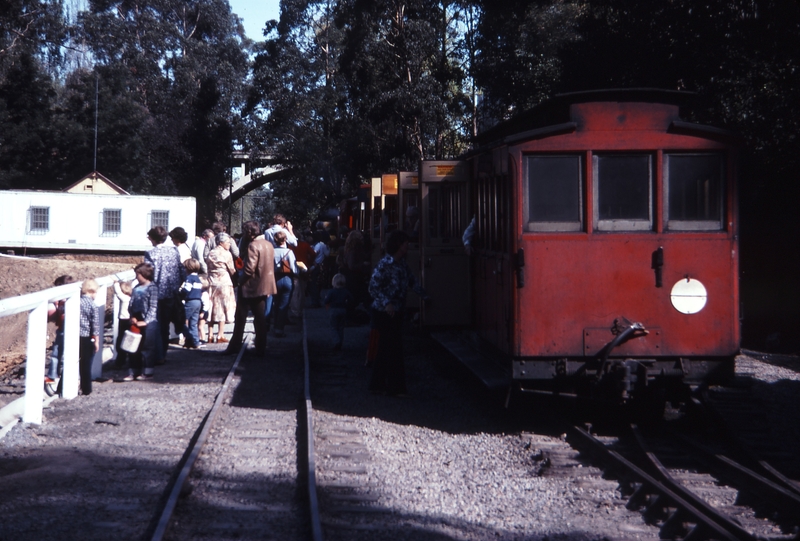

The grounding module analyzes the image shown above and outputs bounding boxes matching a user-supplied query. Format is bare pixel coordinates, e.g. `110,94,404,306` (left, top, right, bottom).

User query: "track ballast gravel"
1,305,798,541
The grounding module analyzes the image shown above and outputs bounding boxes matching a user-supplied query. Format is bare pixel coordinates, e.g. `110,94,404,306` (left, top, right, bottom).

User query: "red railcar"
426,89,740,404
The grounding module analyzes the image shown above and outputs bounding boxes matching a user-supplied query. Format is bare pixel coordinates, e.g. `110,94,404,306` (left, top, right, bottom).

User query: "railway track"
143,324,311,541
566,409,800,541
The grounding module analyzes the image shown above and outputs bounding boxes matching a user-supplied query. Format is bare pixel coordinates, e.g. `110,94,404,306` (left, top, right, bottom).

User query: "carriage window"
371,196,382,241
426,183,466,245
525,155,582,232
665,154,724,230
593,155,652,231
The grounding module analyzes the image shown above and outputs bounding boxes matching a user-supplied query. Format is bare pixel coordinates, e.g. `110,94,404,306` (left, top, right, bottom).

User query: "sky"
228,0,281,40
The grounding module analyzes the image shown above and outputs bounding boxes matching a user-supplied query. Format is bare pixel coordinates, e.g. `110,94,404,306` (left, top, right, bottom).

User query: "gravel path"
1,303,797,541
0,340,236,540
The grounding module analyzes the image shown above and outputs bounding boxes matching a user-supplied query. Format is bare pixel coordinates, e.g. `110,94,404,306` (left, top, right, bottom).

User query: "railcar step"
430,331,511,392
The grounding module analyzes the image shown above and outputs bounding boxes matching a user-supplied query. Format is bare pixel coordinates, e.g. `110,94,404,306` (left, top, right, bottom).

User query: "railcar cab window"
664,153,724,231
593,154,652,231
524,155,583,232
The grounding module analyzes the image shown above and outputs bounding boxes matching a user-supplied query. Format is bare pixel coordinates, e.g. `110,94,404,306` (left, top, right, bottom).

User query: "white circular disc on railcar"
670,278,707,314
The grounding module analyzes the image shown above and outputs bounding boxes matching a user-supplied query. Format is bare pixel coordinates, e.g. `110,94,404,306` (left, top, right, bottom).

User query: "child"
180,258,205,349
126,262,160,381
112,279,133,369
46,274,76,384
78,279,101,396
324,273,353,351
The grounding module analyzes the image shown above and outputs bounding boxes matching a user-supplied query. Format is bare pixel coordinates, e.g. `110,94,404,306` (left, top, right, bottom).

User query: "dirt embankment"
0,254,140,381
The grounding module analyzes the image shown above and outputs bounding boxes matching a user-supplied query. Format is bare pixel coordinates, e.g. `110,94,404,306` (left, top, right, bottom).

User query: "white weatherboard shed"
0,190,196,253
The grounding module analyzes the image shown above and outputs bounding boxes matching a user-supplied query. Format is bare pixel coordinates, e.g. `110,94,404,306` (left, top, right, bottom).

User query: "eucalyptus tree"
247,0,351,224
471,0,584,127
0,0,69,189
336,0,472,166
78,0,249,223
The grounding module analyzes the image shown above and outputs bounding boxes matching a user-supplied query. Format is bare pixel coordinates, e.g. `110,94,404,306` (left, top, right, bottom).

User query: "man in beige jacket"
226,221,277,356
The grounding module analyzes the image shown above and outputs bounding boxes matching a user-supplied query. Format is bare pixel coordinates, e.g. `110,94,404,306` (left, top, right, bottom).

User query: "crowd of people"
46,216,429,399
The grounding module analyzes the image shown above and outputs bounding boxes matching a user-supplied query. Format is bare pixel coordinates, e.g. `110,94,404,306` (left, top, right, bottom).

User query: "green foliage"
244,0,473,223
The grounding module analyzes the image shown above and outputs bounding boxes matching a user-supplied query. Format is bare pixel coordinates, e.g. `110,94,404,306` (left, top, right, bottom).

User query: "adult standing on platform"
289,232,316,321
205,222,240,260
228,221,277,355
309,232,330,307
205,232,237,343
367,230,428,396
192,229,214,274
170,227,192,263
264,214,298,247
144,225,186,360
271,231,297,337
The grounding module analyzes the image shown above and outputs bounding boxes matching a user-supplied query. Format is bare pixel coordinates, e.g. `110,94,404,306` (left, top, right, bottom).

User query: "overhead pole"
93,75,99,171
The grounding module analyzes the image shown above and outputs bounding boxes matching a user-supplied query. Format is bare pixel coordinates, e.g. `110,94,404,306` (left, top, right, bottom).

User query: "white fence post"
22,302,48,424
61,293,80,400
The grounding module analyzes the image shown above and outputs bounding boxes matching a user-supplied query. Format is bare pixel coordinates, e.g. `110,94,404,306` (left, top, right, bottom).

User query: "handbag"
276,252,293,276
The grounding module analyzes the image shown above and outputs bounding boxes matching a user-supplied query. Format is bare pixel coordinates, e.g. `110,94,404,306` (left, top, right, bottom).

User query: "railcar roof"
473,88,698,147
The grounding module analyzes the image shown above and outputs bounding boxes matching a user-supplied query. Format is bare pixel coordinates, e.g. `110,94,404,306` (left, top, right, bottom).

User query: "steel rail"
303,313,325,541
692,394,800,499
149,333,252,541
568,425,740,541
674,432,800,521
628,425,757,541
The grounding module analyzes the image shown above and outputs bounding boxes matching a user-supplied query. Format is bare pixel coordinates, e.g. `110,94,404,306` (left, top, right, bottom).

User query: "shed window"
28,207,50,234
665,154,724,230
102,209,122,236
525,155,582,232
151,210,169,230
593,155,652,231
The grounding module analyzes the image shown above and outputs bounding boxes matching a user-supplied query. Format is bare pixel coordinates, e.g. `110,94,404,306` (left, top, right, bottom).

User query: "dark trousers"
157,296,183,358
368,308,406,395
79,337,95,395
330,308,346,347
114,318,131,366
229,290,270,355
129,321,160,376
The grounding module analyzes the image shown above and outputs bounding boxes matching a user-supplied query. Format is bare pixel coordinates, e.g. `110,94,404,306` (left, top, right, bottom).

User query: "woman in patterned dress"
205,232,237,343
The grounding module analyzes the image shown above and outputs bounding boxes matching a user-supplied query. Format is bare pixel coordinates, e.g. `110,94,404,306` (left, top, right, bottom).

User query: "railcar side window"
426,183,466,244
664,154,724,230
28,206,50,234
525,155,582,232
593,155,652,231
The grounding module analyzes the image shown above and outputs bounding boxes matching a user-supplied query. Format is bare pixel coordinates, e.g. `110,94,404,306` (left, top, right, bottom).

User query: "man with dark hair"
145,225,186,360
169,226,191,262
367,230,429,396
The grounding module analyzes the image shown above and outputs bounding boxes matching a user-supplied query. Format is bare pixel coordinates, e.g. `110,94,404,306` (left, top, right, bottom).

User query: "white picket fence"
0,264,136,424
